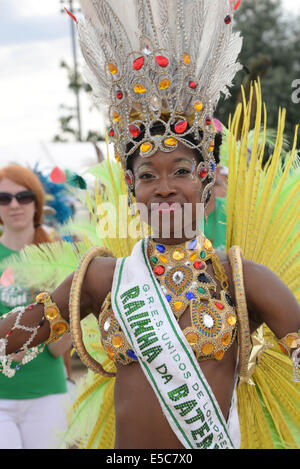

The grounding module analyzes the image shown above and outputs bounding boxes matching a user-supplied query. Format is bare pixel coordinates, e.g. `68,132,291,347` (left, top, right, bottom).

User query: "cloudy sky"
0,0,299,148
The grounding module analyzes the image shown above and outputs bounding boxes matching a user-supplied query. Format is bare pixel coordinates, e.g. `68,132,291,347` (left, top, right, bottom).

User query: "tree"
216,0,300,144
53,61,105,143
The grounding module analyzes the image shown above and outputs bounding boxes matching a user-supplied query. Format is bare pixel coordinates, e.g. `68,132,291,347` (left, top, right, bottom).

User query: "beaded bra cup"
99,236,237,365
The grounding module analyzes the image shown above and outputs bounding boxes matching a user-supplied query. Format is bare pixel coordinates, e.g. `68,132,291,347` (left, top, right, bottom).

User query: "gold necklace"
147,235,238,361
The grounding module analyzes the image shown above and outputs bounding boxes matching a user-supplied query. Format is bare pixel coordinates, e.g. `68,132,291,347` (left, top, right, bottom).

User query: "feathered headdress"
70,0,243,199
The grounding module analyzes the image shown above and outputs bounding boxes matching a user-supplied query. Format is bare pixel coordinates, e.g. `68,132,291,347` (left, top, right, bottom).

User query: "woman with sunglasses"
0,164,72,449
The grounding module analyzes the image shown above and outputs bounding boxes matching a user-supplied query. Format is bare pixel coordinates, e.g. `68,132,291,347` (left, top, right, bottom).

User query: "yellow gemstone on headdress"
158,78,170,90
134,83,147,94
52,322,68,336
140,142,152,153
45,306,59,321
113,112,120,123
186,331,198,346
201,343,214,355
108,63,117,75
164,137,178,147
173,250,185,261
112,335,124,348
183,53,191,65
174,301,183,311
209,142,215,152
115,153,120,162
194,101,203,112
204,239,212,250
227,315,237,327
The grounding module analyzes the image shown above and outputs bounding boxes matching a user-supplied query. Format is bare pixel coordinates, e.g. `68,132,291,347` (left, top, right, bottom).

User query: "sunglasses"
0,191,35,206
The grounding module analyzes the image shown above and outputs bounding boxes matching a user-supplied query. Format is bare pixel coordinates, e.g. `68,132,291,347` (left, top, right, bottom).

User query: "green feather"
0,241,91,290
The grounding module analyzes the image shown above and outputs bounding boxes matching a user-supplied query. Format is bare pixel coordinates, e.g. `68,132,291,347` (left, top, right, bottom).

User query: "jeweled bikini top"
99,236,238,365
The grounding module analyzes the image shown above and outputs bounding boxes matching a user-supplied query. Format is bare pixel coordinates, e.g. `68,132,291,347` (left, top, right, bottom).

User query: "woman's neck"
0,225,35,251
152,232,203,247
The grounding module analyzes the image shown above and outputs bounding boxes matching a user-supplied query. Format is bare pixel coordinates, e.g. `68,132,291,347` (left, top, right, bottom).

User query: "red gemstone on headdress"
234,0,241,10
129,125,140,138
199,168,209,179
116,90,123,100
189,80,197,89
215,302,225,310
109,128,115,137
154,265,165,276
224,15,232,24
174,120,188,134
155,56,169,68
205,117,212,125
133,56,145,70
193,261,204,270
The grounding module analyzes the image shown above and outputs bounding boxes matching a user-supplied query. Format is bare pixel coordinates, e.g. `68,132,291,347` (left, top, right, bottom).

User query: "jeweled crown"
77,0,242,185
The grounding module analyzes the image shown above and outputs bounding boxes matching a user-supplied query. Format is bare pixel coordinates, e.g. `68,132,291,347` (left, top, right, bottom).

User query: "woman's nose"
154,175,177,198
8,197,20,208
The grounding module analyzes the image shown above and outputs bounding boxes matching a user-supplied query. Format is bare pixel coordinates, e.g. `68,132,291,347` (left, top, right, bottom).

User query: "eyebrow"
136,157,194,171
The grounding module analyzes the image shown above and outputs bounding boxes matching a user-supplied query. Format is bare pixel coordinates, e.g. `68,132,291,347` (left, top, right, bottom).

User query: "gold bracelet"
278,329,300,356
35,292,69,344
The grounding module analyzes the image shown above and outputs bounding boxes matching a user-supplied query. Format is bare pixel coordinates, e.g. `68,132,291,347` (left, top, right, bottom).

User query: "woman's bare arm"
0,256,116,354
243,259,300,337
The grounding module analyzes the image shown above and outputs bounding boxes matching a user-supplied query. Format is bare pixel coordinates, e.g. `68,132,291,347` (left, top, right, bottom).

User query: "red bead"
116,90,123,100
199,168,208,179
224,15,232,24
128,125,140,138
154,265,165,276
155,56,169,68
193,261,204,270
174,120,188,134
133,56,145,70
7,330,13,336
206,117,212,125
109,128,115,137
125,174,132,185
189,80,197,89
215,302,224,310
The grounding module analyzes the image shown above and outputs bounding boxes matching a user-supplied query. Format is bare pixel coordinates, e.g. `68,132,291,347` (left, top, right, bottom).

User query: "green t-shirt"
204,197,227,251
0,242,67,399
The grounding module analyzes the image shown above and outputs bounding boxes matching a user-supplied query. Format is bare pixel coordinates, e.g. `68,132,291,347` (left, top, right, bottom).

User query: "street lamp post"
60,0,83,141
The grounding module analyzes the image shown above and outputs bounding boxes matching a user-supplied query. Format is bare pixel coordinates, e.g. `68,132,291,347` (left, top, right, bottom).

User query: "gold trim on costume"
228,246,252,380
69,246,116,378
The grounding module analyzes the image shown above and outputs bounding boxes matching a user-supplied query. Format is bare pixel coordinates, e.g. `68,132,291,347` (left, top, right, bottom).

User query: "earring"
125,170,136,216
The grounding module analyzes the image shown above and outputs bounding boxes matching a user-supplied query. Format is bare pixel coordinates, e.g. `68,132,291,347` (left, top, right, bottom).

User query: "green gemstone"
120,354,125,361
200,251,206,259
198,287,206,294
151,256,158,264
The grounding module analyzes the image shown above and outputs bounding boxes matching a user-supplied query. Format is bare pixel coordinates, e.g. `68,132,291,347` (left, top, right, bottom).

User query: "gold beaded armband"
35,292,69,344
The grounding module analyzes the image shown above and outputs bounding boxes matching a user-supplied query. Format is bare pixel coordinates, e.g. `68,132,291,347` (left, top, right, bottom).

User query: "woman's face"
0,178,36,233
132,143,205,242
